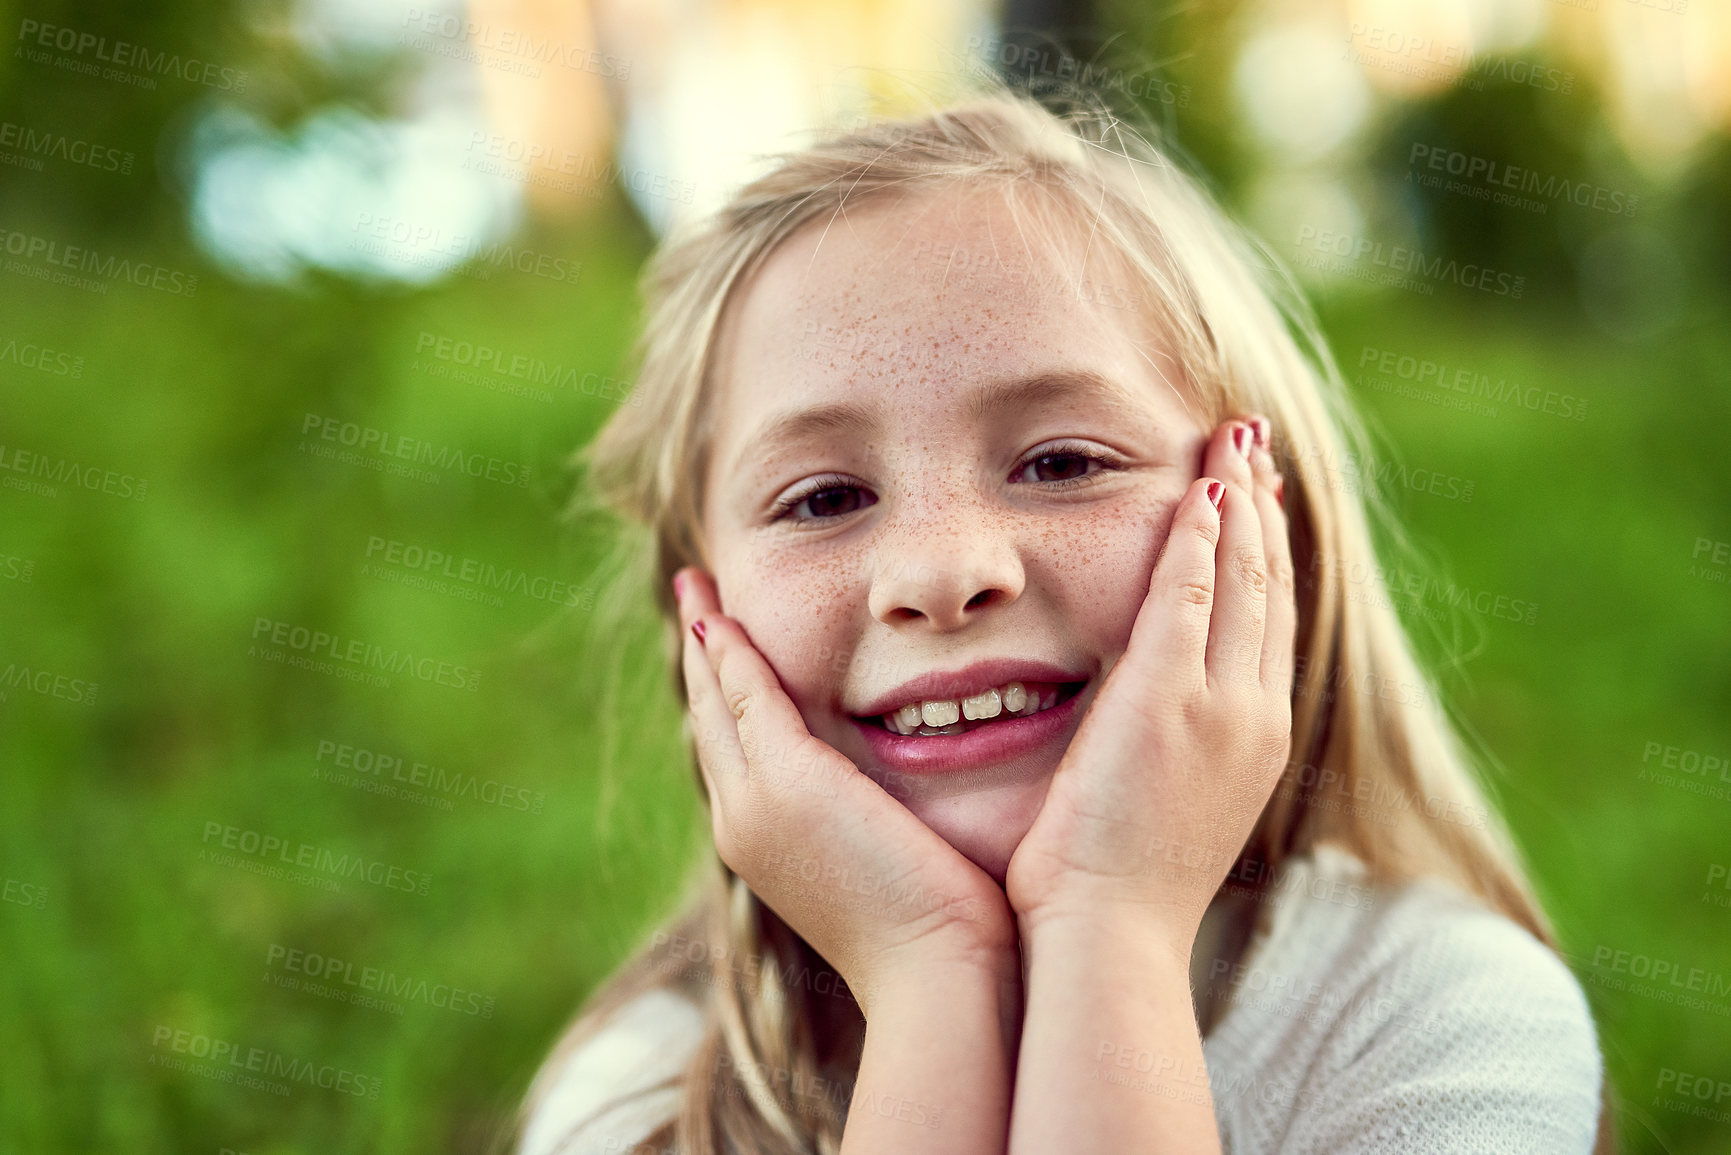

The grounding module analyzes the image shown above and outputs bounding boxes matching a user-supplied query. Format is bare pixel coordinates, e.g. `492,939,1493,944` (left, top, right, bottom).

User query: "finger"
1199,417,1257,498
675,567,850,802
1244,419,1297,693
672,563,718,633
1201,420,1267,691
674,573,747,843
1120,476,1223,693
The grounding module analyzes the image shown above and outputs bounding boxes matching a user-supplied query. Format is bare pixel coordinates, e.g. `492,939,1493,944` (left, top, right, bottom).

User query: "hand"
1004,415,1295,951
674,567,1020,1015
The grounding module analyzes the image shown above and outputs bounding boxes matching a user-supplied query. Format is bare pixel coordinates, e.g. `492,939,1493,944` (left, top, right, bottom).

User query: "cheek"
1041,490,1185,655
715,545,858,708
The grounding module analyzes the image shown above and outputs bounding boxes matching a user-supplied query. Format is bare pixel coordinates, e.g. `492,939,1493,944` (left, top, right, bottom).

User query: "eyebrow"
727,368,1150,480
718,399,874,490
963,368,1148,424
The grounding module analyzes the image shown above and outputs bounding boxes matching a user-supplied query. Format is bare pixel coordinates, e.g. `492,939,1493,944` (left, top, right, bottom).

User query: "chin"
905,776,1051,884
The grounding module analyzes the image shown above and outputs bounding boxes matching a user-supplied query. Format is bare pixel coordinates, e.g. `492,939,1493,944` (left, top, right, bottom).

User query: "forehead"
709,182,1179,427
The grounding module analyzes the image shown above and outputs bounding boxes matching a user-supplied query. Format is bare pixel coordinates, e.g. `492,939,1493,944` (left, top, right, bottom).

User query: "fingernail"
1231,423,1252,459
1250,416,1270,449
672,571,688,601
1274,476,1285,508
690,619,707,644
1206,480,1225,510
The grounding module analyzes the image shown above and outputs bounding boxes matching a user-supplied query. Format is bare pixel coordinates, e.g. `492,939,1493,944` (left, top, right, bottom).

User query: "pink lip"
848,659,1089,720
847,658,1091,776
852,689,1084,775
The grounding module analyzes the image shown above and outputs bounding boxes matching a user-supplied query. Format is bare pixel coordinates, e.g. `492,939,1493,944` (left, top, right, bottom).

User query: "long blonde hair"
519,82,1611,1155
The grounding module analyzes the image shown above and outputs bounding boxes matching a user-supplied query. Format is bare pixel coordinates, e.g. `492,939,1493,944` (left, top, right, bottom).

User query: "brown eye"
782,484,877,521
1030,453,1092,482
1017,451,1105,484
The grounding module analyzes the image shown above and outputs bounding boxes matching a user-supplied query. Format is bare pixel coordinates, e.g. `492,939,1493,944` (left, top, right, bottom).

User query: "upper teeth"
920,699,960,727
963,686,1002,720
883,681,1054,734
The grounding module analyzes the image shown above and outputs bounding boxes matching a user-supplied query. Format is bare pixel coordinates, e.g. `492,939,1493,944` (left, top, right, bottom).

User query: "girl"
515,88,1609,1155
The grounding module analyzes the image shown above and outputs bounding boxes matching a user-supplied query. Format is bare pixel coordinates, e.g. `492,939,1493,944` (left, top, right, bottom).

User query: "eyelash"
769,473,866,522
1011,441,1122,488
768,443,1121,523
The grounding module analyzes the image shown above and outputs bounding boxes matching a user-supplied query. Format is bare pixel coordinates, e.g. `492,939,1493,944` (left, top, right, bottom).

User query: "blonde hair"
518,83,1612,1155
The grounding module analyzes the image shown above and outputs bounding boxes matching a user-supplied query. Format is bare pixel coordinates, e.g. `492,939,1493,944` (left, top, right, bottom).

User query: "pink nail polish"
1207,480,1225,510
672,571,687,601
1250,416,1270,449
690,619,707,644
1231,424,1251,458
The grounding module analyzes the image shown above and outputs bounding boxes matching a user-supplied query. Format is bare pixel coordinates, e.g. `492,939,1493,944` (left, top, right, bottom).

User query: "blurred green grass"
2,194,1729,1155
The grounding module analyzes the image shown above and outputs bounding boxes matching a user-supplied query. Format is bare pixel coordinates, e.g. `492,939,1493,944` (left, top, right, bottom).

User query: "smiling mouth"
857,680,1087,737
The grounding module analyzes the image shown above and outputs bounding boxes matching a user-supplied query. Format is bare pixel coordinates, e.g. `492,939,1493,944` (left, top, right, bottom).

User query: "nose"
866,511,1025,631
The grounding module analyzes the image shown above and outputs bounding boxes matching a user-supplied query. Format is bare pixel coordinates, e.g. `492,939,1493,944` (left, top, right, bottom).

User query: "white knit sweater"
519,845,1602,1154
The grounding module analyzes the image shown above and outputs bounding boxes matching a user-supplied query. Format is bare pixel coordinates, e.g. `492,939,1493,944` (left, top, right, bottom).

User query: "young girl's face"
700,185,1211,882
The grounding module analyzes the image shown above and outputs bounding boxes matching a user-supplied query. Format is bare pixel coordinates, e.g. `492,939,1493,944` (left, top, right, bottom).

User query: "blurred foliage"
3,1,1729,1153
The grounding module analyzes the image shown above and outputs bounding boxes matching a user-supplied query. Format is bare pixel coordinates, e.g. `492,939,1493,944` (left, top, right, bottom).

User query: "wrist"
1018,900,1196,974
855,938,1022,1021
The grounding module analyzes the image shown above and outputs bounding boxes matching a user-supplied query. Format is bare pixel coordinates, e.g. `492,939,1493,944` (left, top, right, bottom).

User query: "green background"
3,1,1728,1151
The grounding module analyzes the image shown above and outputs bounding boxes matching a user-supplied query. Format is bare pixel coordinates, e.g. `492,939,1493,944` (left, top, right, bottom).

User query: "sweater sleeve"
1272,903,1603,1155
518,989,705,1155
